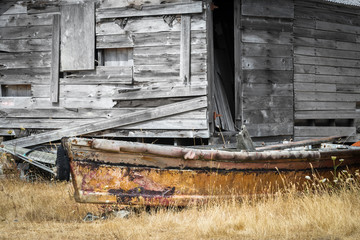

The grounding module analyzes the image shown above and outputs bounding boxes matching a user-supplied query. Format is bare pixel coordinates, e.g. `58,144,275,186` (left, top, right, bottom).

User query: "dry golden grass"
1,175,360,240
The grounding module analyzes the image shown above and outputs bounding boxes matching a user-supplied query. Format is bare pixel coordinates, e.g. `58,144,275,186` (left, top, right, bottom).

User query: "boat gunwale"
65,137,360,162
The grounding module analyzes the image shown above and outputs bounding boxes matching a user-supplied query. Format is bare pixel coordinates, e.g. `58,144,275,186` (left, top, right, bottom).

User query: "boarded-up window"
60,2,95,71
1,85,31,97
104,48,133,67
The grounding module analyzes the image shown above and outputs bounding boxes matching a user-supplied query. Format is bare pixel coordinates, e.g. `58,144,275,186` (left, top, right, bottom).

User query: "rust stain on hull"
64,138,360,206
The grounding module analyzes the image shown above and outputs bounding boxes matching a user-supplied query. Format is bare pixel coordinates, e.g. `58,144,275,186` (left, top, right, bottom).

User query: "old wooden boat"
61,137,360,206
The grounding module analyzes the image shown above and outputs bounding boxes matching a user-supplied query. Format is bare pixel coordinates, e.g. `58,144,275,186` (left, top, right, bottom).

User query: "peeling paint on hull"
64,138,360,206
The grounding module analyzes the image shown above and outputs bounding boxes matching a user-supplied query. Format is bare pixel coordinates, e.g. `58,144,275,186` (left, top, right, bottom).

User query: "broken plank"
112,85,207,100
3,96,207,147
0,129,16,136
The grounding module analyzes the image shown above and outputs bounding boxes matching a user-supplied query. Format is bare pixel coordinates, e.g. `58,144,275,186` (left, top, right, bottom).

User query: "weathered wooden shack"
0,0,360,147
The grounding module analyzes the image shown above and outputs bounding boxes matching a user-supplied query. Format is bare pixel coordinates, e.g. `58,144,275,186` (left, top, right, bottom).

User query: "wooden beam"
205,0,215,135
180,6,191,85
3,97,207,147
234,0,243,128
50,14,60,103
256,136,343,151
96,2,203,19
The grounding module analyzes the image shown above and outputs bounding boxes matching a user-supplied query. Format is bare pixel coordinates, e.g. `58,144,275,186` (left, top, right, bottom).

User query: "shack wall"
0,0,210,140
235,0,360,143
293,0,360,141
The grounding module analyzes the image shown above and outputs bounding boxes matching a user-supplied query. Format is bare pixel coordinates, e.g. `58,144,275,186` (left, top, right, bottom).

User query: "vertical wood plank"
50,14,60,103
180,0,191,84
60,2,95,71
206,0,215,134
97,49,104,66
234,0,243,127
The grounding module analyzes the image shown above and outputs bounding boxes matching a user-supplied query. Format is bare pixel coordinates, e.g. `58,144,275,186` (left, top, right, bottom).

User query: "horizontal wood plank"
243,96,293,110
0,52,51,69
242,57,293,71
295,110,358,119
247,123,294,137
294,126,355,137
96,15,205,35
242,17,293,32
294,46,360,60
0,13,52,27
0,118,208,130
0,108,206,119
294,27,357,43
0,25,52,40
243,43,293,57
243,30,293,44
294,55,360,68
94,129,210,138
0,39,51,52
242,83,293,96
96,30,206,49
97,2,203,19
243,108,293,124
294,82,336,92
242,70,293,84
295,101,355,111
294,37,360,51
295,92,360,102
242,0,294,18
112,85,207,100
294,74,360,84
0,97,117,109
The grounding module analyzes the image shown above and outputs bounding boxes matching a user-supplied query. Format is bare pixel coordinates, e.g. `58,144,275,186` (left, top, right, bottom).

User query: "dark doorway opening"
212,0,235,131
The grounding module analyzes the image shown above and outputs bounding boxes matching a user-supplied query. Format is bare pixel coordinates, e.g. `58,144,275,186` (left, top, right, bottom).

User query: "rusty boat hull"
63,138,360,206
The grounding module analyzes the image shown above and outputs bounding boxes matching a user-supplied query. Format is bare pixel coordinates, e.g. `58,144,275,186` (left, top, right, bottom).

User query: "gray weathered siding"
0,0,209,139
293,0,360,141
236,0,294,139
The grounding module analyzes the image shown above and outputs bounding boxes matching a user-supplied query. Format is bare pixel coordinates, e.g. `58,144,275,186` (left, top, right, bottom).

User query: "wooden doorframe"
234,0,242,129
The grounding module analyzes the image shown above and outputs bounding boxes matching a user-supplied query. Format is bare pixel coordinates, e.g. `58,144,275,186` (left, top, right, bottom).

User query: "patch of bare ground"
1,173,360,240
